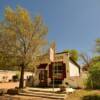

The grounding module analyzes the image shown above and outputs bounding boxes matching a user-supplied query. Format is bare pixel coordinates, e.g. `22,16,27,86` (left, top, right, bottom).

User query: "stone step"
19,89,67,100
22,90,65,97
19,92,66,100
25,88,61,93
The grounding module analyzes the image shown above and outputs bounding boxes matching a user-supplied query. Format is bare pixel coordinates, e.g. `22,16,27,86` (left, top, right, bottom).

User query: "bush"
82,95,100,100
7,89,19,95
86,62,100,89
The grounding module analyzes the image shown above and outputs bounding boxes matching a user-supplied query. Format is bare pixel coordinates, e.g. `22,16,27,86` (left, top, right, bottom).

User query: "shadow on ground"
82,95,100,100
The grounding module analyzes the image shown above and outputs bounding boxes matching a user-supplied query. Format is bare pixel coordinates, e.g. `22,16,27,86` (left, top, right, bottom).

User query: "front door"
39,70,47,86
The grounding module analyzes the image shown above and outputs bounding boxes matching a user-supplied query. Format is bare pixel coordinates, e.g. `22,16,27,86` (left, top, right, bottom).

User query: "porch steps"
24,87,60,93
19,88,67,100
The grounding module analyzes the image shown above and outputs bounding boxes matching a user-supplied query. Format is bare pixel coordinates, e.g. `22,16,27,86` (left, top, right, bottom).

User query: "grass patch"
66,90,100,100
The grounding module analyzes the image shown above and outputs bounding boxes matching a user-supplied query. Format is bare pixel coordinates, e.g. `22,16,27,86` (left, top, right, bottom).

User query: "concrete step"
25,87,61,93
19,89,67,100
19,92,66,100
22,90,65,97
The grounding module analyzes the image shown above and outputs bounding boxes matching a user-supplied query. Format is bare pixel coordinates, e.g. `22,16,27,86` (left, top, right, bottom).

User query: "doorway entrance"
39,69,47,87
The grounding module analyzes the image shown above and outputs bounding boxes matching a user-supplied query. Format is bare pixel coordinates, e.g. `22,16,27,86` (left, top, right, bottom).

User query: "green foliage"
85,38,100,89
95,38,100,54
0,6,48,88
82,95,100,100
86,62,100,89
0,6,48,68
64,49,78,61
91,56,100,65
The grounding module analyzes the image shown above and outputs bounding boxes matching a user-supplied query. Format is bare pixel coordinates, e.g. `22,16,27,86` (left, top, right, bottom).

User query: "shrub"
7,89,19,95
86,62,100,89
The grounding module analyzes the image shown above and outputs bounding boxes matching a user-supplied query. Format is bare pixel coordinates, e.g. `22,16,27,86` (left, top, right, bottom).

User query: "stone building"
33,52,81,87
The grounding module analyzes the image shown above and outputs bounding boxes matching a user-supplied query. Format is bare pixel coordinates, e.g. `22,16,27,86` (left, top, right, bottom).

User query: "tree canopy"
86,62,100,89
95,38,100,54
0,6,48,88
85,38,100,89
64,49,78,61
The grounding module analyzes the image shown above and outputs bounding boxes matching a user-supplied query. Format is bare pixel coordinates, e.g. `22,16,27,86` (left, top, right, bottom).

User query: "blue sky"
0,0,100,55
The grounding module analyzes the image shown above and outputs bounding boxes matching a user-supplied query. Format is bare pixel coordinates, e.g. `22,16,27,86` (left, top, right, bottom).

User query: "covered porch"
37,62,66,87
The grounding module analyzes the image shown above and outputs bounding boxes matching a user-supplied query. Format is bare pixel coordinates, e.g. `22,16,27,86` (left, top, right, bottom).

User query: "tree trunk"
19,65,25,88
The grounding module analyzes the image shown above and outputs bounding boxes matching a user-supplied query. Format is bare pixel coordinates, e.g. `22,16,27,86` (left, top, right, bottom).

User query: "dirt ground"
0,90,100,100
0,82,19,89
0,95,54,100
0,83,100,100
66,90,100,100
0,82,57,100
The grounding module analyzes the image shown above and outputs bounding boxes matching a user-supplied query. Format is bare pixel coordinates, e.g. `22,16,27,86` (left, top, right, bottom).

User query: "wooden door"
39,70,47,86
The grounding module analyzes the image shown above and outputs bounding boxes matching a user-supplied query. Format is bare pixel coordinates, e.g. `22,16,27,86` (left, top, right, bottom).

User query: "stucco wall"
69,61,79,77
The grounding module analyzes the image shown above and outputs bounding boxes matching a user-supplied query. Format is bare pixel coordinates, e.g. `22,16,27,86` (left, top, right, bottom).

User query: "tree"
80,38,100,71
79,53,91,71
86,62,100,89
91,56,100,65
64,49,78,61
95,38,100,54
0,25,17,69
0,6,48,88
85,38,100,89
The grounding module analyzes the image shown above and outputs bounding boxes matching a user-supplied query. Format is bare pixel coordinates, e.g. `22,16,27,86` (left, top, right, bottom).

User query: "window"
52,62,63,79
